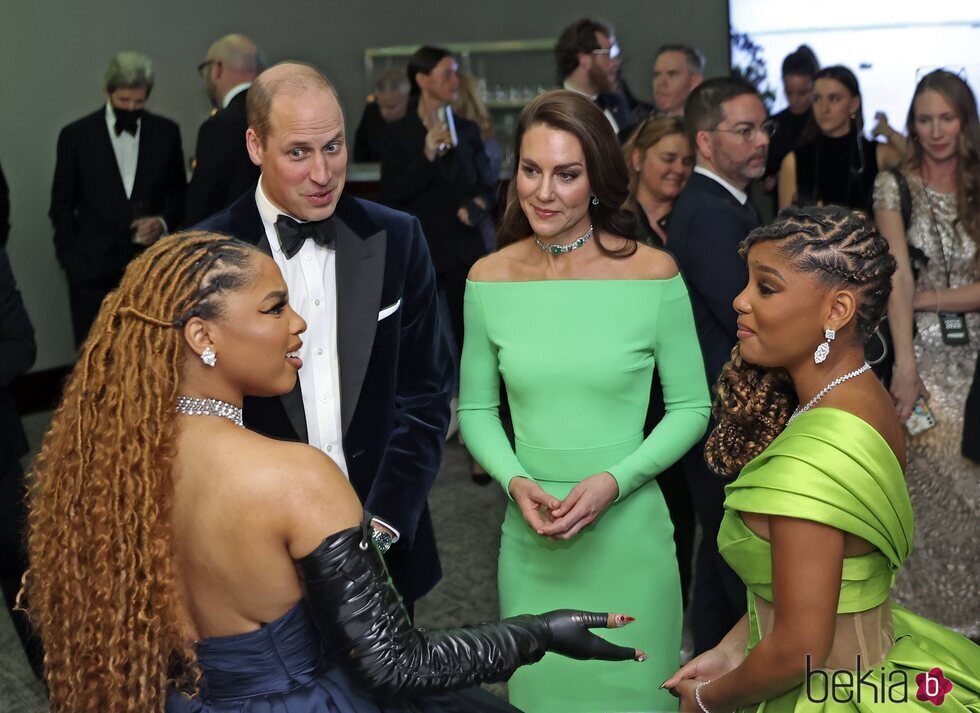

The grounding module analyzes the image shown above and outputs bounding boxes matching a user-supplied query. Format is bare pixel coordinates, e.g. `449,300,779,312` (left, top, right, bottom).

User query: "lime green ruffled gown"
720,408,980,712
459,277,711,713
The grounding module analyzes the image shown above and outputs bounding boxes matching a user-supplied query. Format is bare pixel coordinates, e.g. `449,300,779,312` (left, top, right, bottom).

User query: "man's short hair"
104,51,155,95
655,44,706,75
247,62,339,145
375,68,410,95
554,18,610,84
684,77,759,143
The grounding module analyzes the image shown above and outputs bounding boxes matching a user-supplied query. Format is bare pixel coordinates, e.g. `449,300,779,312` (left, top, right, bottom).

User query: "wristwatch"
371,527,393,554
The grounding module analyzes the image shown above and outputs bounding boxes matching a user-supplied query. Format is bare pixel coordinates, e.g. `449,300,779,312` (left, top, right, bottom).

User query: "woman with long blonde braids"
24,231,642,713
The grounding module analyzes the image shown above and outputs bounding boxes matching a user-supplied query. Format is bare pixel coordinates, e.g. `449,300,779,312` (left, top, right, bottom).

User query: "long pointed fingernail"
660,681,668,688
614,615,635,626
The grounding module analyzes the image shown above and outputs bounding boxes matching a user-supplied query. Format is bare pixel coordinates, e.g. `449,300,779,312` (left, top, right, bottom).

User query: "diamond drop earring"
813,329,835,364
591,195,599,206
201,345,217,368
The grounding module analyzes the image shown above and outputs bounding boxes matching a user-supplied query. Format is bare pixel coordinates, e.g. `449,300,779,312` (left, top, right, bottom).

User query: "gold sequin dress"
873,171,980,638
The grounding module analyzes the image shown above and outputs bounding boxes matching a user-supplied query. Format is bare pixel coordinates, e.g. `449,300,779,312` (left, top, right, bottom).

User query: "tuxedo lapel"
94,113,129,204
334,212,386,435
131,120,151,200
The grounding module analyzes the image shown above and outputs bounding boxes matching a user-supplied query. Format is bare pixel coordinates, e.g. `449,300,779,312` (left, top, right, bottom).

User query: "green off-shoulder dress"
459,276,711,713
721,408,980,712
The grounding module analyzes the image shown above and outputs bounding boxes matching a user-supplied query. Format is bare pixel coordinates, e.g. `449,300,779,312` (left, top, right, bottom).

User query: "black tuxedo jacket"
379,105,489,276
183,91,260,226
197,190,455,602
0,248,35,475
49,108,185,283
668,172,758,382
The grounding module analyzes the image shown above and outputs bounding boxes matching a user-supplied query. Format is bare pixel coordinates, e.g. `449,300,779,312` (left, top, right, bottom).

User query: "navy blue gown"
166,601,519,712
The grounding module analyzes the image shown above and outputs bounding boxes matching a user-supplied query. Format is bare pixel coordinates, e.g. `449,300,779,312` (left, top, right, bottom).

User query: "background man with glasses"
183,34,264,226
667,76,771,656
553,17,636,139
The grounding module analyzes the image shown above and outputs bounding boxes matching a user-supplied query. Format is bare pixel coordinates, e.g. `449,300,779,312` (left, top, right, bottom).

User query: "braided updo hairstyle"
25,232,261,712
704,206,896,477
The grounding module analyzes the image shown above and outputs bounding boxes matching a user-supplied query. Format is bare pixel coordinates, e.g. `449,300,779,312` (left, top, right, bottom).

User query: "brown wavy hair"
705,206,896,477
23,232,261,712
497,90,636,257
903,69,980,243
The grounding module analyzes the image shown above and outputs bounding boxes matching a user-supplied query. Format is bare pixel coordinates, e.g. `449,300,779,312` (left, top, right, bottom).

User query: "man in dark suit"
554,18,637,141
183,34,263,226
197,62,454,611
668,77,770,655
353,68,410,163
50,51,185,345
0,248,41,677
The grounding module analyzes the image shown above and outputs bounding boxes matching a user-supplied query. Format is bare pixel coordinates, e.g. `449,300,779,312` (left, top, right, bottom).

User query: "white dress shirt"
222,82,251,109
255,179,349,476
694,165,748,205
104,103,139,199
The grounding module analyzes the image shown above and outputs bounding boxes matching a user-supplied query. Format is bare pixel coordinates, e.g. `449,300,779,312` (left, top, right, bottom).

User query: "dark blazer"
50,108,185,283
0,248,35,474
668,171,758,382
183,90,260,226
197,190,455,602
379,104,489,276
353,101,387,163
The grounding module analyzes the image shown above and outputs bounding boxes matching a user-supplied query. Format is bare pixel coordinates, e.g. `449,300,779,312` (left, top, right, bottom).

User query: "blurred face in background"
813,78,860,137
417,57,460,106
587,32,619,93
783,74,813,116
653,51,702,115
912,89,962,164
376,89,409,122
632,132,694,203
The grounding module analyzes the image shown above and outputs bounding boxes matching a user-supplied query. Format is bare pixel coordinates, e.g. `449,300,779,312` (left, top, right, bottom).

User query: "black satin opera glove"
296,519,637,700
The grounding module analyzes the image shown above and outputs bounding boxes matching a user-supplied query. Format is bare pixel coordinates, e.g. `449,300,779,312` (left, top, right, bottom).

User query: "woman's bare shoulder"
468,241,534,282
622,242,679,280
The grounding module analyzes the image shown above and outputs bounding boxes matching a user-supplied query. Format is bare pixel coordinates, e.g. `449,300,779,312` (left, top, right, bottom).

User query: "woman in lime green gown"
459,91,711,712
665,206,980,712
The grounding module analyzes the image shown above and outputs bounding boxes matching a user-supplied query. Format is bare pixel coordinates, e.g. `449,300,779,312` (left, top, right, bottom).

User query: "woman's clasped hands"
508,472,619,540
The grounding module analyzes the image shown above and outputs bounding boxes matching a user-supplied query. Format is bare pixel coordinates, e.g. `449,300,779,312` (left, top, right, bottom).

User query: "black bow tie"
114,120,137,137
275,214,336,259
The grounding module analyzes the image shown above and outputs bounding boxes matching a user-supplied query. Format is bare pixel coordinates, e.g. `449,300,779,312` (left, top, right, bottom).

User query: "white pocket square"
377,299,402,321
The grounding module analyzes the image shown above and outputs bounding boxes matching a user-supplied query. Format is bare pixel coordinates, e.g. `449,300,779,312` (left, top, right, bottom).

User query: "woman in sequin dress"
873,70,980,639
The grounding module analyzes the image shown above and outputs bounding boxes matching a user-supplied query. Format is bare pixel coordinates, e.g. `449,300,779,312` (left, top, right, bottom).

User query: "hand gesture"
130,216,164,246
424,122,453,161
668,679,703,713
890,363,929,422
508,477,561,534
662,647,742,690
540,610,646,662
537,472,619,540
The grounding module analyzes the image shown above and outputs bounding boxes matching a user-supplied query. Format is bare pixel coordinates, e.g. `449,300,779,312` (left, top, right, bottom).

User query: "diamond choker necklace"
787,362,871,425
535,224,594,256
175,396,244,428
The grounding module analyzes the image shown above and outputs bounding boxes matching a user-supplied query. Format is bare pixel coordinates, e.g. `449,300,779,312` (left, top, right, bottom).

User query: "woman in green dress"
664,206,980,711
458,90,711,712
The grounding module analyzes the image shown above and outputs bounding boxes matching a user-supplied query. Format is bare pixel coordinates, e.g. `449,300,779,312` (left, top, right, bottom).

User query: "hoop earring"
201,345,217,368
591,195,599,206
813,329,835,364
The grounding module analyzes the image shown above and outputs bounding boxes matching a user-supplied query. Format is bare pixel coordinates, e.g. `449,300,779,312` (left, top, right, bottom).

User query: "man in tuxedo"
554,18,637,140
197,62,455,611
50,51,185,345
652,44,705,118
668,77,770,654
183,34,264,226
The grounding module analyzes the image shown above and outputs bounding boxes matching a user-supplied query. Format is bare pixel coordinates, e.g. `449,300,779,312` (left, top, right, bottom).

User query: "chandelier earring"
201,345,217,368
813,329,835,364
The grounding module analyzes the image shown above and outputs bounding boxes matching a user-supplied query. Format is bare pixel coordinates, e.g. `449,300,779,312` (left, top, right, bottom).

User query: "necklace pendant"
535,224,594,256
